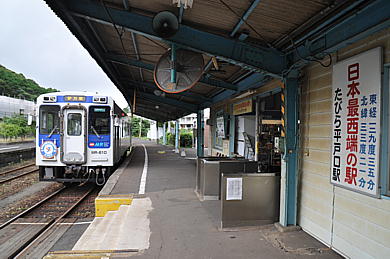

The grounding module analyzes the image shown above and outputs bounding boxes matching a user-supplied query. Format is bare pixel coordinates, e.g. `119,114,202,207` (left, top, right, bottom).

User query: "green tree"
0,65,58,101
123,106,131,115
0,115,35,140
180,130,193,147
131,117,141,137
131,117,151,138
141,119,150,137
166,132,175,146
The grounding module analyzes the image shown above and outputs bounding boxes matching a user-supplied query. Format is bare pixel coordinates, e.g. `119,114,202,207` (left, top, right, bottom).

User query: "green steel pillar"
163,122,167,145
175,119,179,153
228,112,235,157
280,76,300,226
196,110,204,157
171,44,177,84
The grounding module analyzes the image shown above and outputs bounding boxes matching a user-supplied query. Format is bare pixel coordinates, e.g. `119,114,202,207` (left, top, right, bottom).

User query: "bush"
180,131,193,148
131,117,150,137
0,115,35,140
166,132,175,146
164,130,193,147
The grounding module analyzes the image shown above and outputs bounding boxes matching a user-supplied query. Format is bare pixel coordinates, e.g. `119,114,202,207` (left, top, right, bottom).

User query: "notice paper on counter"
226,177,242,200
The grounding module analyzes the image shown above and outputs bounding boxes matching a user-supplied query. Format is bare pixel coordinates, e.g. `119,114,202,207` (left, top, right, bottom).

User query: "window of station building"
39,105,60,135
67,113,82,136
89,106,110,135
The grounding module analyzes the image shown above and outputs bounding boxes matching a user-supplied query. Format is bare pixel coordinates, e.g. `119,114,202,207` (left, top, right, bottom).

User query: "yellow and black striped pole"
280,83,286,138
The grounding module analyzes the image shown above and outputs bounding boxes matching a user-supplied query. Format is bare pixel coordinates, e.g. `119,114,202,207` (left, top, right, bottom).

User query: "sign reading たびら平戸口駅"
331,47,382,197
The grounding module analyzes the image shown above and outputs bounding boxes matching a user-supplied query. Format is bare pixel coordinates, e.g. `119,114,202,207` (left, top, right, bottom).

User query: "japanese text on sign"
216,116,225,138
331,47,382,197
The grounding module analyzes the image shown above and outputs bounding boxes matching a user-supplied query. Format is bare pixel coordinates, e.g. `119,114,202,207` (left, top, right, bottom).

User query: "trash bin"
196,157,241,200
221,173,280,228
218,160,258,199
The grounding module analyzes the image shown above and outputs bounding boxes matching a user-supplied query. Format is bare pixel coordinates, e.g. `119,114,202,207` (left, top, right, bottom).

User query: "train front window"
89,106,110,135
39,105,60,135
67,113,82,136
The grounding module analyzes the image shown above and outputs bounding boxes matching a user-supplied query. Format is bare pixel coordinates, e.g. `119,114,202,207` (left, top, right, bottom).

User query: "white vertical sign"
216,116,225,137
331,47,382,196
226,177,242,200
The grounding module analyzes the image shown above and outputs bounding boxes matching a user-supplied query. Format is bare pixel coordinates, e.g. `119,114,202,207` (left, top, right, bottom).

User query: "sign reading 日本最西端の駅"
331,47,382,197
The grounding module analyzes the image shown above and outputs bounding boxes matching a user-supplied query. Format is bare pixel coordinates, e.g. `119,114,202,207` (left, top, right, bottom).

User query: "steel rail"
0,186,66,230
0,163,36,177
12,186,95,259
0,168,39,184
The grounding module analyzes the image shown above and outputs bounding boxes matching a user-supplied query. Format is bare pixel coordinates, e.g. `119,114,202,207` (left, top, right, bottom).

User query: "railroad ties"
0,163,38,185
0,184,97,259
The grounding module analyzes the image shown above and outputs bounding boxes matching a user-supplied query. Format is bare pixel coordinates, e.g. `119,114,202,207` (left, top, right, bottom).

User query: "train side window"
89,106,110,135
125,122,128,136
125,121,128,137
67,113,82,136
39,105,60,135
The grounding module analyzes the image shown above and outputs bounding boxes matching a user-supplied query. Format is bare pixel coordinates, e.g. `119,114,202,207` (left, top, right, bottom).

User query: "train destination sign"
64,95,86,102
331,47,382,197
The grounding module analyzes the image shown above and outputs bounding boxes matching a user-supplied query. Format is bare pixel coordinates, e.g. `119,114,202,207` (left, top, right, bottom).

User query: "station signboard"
233,99,252,115
331,47,382,197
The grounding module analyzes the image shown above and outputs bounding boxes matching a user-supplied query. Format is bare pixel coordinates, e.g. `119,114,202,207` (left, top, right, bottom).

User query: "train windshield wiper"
91,126,101,139
48,125,58,138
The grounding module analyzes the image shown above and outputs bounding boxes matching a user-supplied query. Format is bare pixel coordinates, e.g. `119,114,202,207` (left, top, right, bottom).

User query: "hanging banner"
331,47,382,197
233,99,252,115
216,116,225,137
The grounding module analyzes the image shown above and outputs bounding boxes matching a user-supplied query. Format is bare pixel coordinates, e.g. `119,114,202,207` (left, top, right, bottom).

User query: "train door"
113,116,120,162
63,108,86,164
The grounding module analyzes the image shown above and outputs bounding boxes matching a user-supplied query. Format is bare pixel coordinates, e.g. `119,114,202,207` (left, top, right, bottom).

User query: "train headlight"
93,96,107,104
43,96,57,102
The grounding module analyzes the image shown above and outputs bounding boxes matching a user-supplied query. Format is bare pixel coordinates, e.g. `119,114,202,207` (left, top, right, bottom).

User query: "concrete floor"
107,139,342,259
0,140,35,153
43,138,342,258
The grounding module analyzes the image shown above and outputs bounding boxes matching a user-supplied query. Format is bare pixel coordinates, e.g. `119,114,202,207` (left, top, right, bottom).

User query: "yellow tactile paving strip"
95,195,133,217
44,249,139,258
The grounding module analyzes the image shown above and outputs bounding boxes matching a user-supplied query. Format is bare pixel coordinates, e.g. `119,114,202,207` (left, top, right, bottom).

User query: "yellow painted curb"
44,249,138,258
95,195,133,217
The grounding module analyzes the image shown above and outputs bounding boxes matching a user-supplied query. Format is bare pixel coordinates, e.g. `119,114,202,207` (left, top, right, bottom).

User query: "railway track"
0,163,35,177
0,184,96,259
0,163,38,184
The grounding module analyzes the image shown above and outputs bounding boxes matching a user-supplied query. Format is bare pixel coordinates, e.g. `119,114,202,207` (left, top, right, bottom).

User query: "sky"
0,0,129,109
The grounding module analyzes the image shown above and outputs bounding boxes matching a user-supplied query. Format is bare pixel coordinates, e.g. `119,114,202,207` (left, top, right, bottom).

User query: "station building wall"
209,80,282,157
208,27,390,259
298,27,390,258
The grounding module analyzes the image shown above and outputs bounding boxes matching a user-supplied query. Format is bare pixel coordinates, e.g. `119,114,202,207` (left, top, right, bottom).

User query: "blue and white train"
36,91,131,185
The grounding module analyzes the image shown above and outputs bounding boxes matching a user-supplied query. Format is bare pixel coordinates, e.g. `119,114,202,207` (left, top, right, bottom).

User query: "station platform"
45,139,341,259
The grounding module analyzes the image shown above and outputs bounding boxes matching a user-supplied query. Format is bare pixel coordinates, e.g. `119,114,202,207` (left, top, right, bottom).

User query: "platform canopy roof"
44,0,389,121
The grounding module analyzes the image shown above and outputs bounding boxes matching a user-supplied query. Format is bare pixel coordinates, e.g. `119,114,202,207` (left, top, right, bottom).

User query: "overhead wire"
102,0,332,84
114,53,167,56
101,0,140,85
143,36,169,50
102,1,128,57
218,0,332,79
217,0,276,50
288,35,332,68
